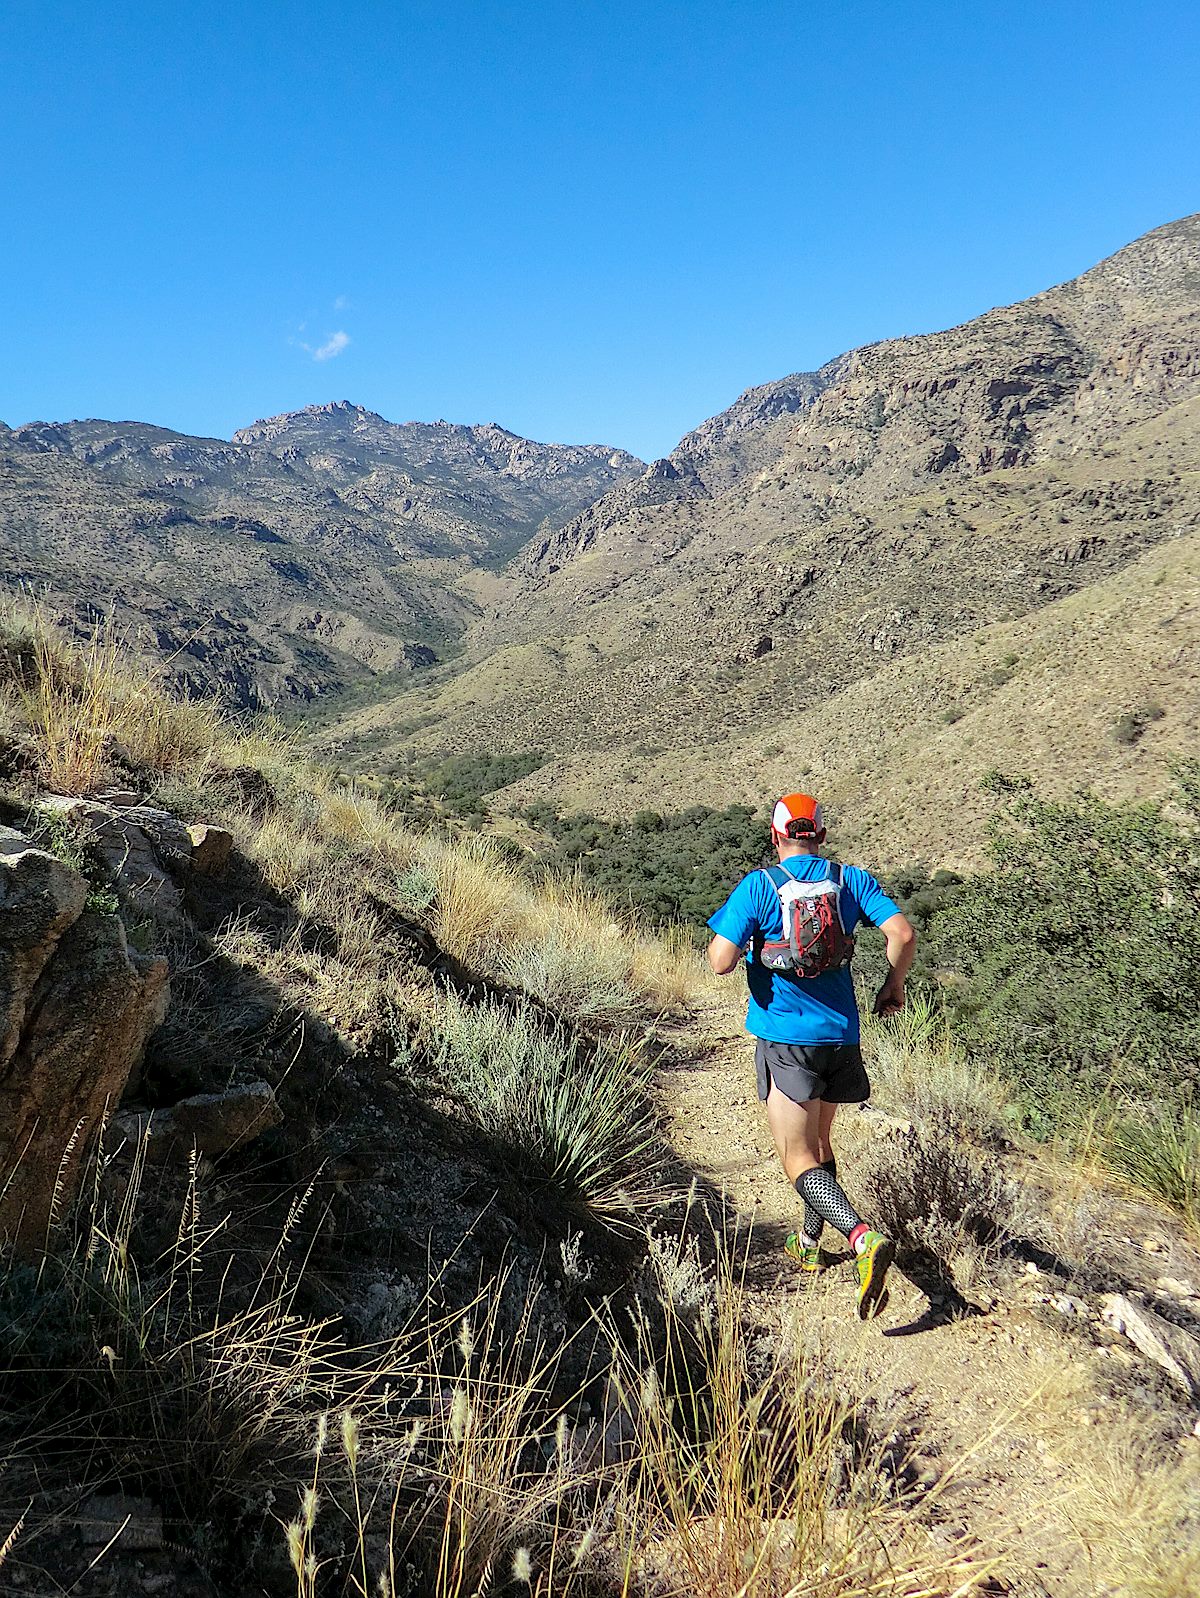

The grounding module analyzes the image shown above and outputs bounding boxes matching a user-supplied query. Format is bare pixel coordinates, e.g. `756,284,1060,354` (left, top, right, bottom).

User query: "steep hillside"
325,217,1200,861
1,403,642,708
3,614,1199,1598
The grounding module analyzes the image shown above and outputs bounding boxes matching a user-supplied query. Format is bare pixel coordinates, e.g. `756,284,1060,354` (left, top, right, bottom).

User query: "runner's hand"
873,972,906,1017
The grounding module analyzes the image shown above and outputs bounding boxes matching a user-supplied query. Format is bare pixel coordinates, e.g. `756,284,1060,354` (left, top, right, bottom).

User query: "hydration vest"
757,861,856,978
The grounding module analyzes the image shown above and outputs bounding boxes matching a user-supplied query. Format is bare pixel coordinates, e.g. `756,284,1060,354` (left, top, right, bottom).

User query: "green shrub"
31,807,121,915
923,765,1200,1133
1113,704,1165,745
521,802,769,932
423,995,661,1224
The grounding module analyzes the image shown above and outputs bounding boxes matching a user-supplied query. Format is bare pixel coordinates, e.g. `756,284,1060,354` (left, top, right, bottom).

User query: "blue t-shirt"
707,857,900,1045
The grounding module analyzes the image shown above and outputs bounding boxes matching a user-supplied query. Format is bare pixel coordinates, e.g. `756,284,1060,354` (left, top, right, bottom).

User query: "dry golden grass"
228,761,708,1029
0,599,291,795
1009,1344,1200,1598
862,994,1011,1146
600,1213,1002,1598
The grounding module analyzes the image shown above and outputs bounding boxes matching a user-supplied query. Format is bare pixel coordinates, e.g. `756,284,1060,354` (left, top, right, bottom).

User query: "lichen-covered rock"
38,795,193,924
186,822,234,876
116,1080,281,1160
0,827,87,1061
0,828,169,1255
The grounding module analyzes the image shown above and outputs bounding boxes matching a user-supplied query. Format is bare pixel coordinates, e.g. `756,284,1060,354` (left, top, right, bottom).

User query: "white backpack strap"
829,861,849,932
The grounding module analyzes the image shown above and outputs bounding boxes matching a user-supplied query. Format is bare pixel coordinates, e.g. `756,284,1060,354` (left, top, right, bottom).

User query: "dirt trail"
657,992,1200,1598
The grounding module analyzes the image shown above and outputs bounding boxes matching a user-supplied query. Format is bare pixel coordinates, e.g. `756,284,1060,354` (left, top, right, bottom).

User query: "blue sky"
3,2,1198,461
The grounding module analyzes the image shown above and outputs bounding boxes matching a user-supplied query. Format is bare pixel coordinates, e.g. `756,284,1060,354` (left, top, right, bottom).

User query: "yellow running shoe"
784,1232,823,1273
853,1231,895,1319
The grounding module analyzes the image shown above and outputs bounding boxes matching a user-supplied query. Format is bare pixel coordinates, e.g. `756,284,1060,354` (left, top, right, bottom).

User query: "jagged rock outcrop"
1101,1292,1200,1399
0,828,169,1254
38,796,234,923
115,1082,281,1162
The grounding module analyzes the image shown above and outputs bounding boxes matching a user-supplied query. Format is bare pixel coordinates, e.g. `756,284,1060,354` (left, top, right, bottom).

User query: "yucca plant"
1101,1096,1200,1242
425,994,664,1224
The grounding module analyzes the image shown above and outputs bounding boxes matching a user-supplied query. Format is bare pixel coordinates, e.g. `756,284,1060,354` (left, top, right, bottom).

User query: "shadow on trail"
733,1205,993,1335
880,1260,989,1337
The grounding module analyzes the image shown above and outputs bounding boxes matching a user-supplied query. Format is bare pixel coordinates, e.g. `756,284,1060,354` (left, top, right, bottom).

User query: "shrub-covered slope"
3,615,1200,1598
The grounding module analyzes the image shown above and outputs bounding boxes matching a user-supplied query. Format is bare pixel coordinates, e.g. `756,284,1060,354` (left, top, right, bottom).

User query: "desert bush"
924,766,1200,1134
496,929,636,1024
419,994,662,1224
859,1118,1015,1282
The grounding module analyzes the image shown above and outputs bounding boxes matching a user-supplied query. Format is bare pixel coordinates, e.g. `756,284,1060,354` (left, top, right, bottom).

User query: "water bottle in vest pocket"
757,862,855,978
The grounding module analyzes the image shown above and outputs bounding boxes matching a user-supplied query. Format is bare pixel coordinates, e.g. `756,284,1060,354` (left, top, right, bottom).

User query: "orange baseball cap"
771,792,825,840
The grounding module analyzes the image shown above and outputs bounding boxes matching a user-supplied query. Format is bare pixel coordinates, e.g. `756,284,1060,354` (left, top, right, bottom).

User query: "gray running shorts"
754,1038,871,1106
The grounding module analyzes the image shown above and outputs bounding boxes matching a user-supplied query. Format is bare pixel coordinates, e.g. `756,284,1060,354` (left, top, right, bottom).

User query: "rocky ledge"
0,798,275,1255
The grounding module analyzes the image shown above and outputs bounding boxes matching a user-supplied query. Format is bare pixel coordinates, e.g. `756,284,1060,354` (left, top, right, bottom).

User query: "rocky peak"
231,400,388,446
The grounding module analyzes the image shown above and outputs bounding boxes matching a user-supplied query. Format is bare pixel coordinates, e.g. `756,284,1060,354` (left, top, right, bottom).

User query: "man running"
706,792,916,1318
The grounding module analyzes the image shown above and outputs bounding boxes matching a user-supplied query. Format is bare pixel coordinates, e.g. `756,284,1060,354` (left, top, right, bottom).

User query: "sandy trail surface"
656,992,1200,1598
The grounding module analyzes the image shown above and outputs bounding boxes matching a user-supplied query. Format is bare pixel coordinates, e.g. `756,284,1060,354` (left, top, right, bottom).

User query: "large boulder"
115,1081,281,1161
38,795,191,924
0,828,169,1255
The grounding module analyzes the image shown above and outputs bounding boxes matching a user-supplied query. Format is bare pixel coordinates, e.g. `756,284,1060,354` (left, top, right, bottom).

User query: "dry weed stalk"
599,1212,1002,1598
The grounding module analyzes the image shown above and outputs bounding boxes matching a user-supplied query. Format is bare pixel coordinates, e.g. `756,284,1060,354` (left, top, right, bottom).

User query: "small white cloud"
313,330,350,362
332,294,350,312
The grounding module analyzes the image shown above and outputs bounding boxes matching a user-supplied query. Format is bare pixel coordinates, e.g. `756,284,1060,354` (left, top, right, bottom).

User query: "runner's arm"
707,933,745,976
873,912,916,1016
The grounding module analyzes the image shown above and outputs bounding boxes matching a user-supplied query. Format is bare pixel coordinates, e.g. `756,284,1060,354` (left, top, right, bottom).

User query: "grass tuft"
863,992,1011,1146
421,994,663,1224
1100,1096,1200,1242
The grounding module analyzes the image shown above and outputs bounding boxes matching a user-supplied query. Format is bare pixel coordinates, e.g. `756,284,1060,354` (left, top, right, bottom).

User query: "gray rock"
1156,1275,1199,1301
38,796,192,924
0,829,169,1254
1052,1293,1086,1317
0,827,87,1065
117,1080,281,1159
91,787,147,808
76,1493,163,1551
1100,1293,1200,1398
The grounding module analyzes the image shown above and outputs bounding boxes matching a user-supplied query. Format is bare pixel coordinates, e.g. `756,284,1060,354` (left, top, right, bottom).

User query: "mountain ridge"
318,214,1200,862
4,214,1199,859
1,402,643,706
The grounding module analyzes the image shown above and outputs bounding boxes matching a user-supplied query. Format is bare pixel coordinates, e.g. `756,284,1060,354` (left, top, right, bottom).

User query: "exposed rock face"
115,1080,281,1161
1101,1293,1200,1398
38,796,233,922
38,795,187,924
0,828,169,1254
317,214,1200,866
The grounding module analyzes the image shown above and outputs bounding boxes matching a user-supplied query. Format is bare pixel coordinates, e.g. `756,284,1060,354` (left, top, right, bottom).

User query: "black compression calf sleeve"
801,1156,838,1242
795,1163,863,1241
